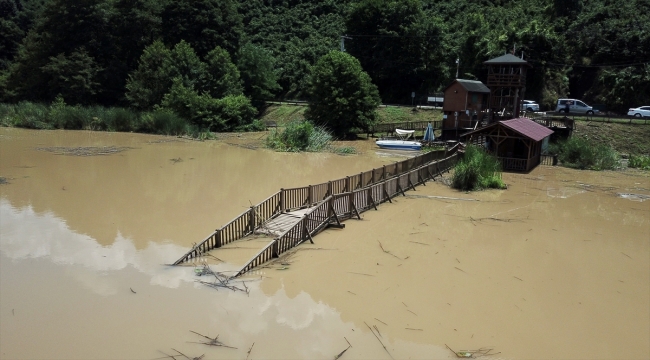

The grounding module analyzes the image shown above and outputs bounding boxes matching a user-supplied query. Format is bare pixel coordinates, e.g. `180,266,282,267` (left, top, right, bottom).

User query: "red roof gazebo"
461,118,553,172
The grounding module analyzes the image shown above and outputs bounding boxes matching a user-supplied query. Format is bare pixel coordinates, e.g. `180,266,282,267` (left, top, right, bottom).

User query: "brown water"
1,128,648,359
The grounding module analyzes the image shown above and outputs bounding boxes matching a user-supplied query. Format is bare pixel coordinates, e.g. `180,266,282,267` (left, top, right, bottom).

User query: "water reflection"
0,199,448,359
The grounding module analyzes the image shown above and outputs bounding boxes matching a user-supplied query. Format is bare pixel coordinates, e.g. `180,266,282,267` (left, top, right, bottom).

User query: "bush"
5,102,52,129
628,155,650,170
452,145,506,191
266,120,352,153
551,137,619,170
137,110,188,135
105,108,138,132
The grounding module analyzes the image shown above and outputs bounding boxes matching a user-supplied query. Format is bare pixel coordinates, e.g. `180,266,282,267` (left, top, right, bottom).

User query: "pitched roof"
446,79,490,93
500,118,554,141
460,118,553,141
484,53,531,66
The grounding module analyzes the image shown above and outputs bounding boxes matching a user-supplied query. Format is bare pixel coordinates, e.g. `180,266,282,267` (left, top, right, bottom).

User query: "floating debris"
36,146,132,156
617,193,650,202
546,187,585,199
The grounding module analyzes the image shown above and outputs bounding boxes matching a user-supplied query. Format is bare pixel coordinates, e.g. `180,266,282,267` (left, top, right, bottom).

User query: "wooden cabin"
461,118,553,172
441,79,490,140
484,54,532,121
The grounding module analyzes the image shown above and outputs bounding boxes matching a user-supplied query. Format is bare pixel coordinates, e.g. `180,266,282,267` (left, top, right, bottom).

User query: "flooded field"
1,128,648,359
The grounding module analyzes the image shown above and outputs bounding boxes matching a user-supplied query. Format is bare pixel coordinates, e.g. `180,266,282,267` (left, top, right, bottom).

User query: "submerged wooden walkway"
172,145,461,276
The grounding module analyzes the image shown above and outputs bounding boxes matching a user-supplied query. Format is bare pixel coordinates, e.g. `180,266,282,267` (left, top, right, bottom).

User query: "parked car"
522,100,540,112
627,106,650,117
555,99,598,115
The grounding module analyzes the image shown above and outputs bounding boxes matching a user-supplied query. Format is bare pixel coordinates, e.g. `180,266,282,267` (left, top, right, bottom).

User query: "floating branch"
364,321,393,360
445,344,500,358
195,265,248,293
188,330,237,349
378,241,402,260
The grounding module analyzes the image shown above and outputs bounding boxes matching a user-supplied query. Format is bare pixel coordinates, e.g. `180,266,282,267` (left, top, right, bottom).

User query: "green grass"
549,136,619,170
260,104,442,128
452,145,506,191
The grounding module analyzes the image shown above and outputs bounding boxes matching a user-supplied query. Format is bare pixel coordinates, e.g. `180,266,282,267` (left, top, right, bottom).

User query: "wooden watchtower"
484,54,531,122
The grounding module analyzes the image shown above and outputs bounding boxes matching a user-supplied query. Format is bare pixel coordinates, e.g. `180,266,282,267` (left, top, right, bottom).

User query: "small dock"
172,145,461,276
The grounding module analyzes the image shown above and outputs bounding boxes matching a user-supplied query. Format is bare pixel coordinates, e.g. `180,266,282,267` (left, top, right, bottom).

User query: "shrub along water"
628,155,650,170
266,120,356,154
452,145,506,191
0,100,268,137
550,136,619,170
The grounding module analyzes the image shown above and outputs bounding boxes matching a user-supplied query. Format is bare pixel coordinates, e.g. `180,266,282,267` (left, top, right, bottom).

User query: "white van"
555,99,598,115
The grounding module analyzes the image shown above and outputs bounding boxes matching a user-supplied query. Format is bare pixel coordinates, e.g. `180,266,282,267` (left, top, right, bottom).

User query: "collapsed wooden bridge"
172,145,461,277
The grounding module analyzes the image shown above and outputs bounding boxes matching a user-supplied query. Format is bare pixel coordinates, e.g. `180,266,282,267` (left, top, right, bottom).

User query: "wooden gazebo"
461,118,553,172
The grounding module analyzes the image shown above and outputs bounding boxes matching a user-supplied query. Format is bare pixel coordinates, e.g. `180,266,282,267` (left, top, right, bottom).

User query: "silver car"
555,99,598,115
522,100,540,112
627,106,650,117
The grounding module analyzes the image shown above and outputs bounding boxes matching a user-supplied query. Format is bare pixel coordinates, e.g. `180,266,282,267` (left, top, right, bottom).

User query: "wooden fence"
366,120,443,135
234,151,460,276
172,145,459,266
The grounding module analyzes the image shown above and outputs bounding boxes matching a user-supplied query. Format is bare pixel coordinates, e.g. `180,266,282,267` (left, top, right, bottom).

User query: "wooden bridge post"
327,181,332,196
215,229,222,248
249,206,256,233
359,172,363,188
308,185,312,205
382,165,387,180
280,188,285,212
346,176,351,192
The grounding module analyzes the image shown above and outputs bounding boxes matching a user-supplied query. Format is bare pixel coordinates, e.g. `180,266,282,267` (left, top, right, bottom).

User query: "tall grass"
266,120,355,154
550,136,619,170
452,145,506,191
0,101,192,135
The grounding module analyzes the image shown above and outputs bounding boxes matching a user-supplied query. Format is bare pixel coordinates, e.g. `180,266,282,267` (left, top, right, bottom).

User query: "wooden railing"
366,120,443,135
173,145,459,265
499,157,527,172
540,154,557,166
529,116,575,129
234,150,460,276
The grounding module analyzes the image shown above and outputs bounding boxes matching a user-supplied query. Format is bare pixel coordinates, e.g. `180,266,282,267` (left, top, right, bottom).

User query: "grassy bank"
572,122,650,156
550,137,619,170
261,104,441,127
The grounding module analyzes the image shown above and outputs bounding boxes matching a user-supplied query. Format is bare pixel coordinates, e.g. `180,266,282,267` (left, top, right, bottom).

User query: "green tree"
236,43,280,101
345,0,450,103
162,0,242,58
125,40,172,110
305,51,380,137
41,47,102,105
204,46,242,98
4,0,114,103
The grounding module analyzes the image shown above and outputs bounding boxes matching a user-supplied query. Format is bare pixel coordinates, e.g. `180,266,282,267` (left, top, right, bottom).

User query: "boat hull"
376,140,422,151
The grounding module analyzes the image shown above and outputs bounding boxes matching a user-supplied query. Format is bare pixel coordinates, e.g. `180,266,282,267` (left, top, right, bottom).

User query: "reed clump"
452,145,506,191
550,136,619,170
266,120,356,154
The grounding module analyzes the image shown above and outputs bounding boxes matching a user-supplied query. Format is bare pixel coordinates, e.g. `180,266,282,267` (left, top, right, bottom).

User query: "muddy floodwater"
1,128,648,360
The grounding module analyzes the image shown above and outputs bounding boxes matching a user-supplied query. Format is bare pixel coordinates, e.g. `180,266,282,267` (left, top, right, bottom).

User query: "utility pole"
455,58,459,79
340,35,352,52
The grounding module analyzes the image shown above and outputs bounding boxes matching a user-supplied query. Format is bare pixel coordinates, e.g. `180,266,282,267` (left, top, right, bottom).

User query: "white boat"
376,129,422,151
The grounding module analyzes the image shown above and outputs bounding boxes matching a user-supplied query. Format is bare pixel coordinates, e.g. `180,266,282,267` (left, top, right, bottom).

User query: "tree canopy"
0,0,648,114
305,51,380,137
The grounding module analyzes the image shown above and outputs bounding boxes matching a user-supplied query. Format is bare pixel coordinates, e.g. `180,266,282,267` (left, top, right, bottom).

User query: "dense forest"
1,0,648,124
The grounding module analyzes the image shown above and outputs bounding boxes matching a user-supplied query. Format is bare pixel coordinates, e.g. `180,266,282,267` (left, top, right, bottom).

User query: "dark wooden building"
461,118,553,172
441,79,490,140
484,54,532,122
